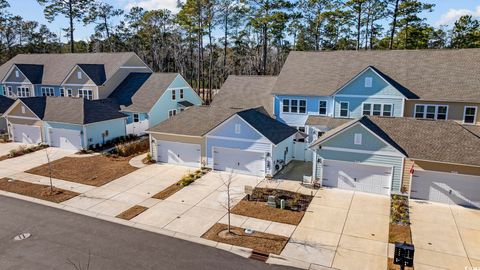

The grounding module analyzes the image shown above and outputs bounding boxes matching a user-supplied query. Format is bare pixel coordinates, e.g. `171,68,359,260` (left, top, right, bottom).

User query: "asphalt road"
0,195,298,270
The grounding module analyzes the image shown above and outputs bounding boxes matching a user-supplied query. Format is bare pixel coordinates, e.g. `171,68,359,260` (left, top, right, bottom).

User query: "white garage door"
322,160,392,195
12,124,41,144
411,170,480,208
49,128,83,150
156,140,201,167
213,147,265,177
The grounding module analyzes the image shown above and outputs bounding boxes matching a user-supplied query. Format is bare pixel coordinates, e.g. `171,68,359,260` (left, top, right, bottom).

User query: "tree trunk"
262,24,267,75
364,4,370,50
389,0,400,50
223,7,228,77
356,1,362,51
197,0,202,99
69,0,75,53
208,23,213,104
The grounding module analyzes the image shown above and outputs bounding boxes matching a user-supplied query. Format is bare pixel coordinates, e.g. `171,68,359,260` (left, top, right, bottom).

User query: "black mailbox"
394,242,414,268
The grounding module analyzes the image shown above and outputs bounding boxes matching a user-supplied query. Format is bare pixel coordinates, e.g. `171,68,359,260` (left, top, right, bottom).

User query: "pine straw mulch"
389,223,413,244
387,258,413,270
231,200,305,225
26,155,138,187
151,181,184,200
0,178,78,203
202,223,289,255
116,205,148,220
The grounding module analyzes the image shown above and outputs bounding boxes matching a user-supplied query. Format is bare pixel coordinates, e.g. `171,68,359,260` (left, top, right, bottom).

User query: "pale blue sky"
6,0,480,41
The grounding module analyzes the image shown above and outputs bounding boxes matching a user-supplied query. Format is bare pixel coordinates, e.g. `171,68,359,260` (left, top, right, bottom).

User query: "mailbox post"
394,242,414,270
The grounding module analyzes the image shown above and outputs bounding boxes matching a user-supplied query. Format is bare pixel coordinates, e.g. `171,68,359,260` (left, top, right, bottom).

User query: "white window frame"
235,123,241,134
67,88,73,97
17,87,30,97
133,113,140,123
463,106,477,125
41,87,55,97
168,109,177,118
319,100,328,116
282,98,307,114
6,86,12,97
354,133,363,145
78,89,93,100
362,103,394,117
171,90,176,100
364,77,373,88
180,89,184,99
414,104,448,120
339,101,349,118
60,88,65,97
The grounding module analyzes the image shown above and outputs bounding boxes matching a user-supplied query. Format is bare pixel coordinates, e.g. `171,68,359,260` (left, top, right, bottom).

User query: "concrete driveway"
280,188,390,270
410,200,480,269
132,171,263,237
0,142,33,157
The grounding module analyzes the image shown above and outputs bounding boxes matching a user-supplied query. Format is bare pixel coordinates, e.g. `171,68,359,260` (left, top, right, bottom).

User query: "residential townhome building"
272,49,480,145
0,52,151,99
108,72,203,135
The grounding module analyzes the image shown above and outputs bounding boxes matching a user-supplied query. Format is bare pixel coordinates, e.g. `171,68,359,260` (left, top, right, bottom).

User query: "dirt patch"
116,205,148,220
26,155,137,187
0,178,78,203
202,223,289,255
232,200,305,225
152,182,183,200
387,258,413,270
389,223,412,244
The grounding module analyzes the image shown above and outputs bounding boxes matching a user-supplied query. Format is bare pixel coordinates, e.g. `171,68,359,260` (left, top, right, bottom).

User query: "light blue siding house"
109,73,202,135
205,107,297,177
310,116,406,196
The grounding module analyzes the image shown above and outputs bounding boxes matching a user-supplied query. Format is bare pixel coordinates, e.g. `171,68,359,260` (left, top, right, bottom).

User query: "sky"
6,0,480,41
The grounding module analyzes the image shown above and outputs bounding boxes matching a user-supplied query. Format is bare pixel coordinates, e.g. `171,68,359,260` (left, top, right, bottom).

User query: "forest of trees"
0,0,479,101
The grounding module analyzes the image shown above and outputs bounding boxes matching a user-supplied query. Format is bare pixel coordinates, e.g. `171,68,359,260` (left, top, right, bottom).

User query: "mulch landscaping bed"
232,200,305,225
231,187,313,225
26,155,137,187
116,205,148,220
389,194,412,244
0,178,78,203
151,168,211,200
202,223,289,255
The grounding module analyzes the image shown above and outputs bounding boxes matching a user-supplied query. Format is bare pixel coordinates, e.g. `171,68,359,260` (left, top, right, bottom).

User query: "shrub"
180,175,195,186
114,139,149,157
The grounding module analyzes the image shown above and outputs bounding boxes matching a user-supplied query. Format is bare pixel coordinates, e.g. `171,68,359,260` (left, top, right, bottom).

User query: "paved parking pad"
410,200,480,269
279,188,390,270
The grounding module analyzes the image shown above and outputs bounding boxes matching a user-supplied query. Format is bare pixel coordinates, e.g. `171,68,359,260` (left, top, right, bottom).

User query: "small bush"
8,144,48,158
114,139,149,157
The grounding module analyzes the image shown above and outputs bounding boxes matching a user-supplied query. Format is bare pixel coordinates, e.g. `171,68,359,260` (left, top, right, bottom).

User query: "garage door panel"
213,147,265,176
411,170,480,208
157,141,201,167
12,124,41,144
322,160,391,195
49,128,82,150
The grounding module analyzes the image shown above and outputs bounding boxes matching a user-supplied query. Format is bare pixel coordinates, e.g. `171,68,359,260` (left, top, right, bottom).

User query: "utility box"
394,242,414,269
267,195,276,208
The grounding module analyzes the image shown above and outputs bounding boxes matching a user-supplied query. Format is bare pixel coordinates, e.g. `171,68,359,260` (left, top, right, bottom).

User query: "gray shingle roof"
147,106,241,136
0,52,139,85
0,95,14,114
16,64,44,84
237,107,297,144
18,97,126,125
274,50,480,102
305,115,352,129
312,116,480,167
111,73,179,113
77,64,106,85
211,76,276,115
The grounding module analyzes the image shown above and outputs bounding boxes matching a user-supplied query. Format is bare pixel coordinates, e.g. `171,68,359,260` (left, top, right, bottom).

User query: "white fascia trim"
321,146,405,157
1,64,33,84
411,158,480,169
3,100,42,120
6,115,41,120
335,94,405,99
60,65,92,86
213,146,267,154
3,82,34,85
205,114,272,143
206,134,271,144
83,117,128,126
62,83,97,87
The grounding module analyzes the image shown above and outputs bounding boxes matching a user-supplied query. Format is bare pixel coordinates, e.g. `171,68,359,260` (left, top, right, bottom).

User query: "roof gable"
108,73,152,107
77,64,106,85
0,96,14,114
15,64,44,84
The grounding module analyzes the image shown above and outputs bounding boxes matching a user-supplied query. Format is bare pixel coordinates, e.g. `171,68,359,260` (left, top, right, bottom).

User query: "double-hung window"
41,87,55,96
67,89,73,97
6,86,12,97
464,106,477,124
180,89,184,99
339,102,349,117
362,103,393,117
171,90,176,100
78,89,93,100
60,88,65,97
17,87,30,97
414,104,448,120
319,101,327,115
168,109,177,118
282,99,306,114
133,113,139,123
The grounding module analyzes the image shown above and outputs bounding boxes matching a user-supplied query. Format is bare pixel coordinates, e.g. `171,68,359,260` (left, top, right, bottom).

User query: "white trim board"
321,146,405,157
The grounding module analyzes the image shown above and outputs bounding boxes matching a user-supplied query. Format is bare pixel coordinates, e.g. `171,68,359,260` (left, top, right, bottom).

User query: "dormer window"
15,70,20,78
77,71,82,79
365,77,373,88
